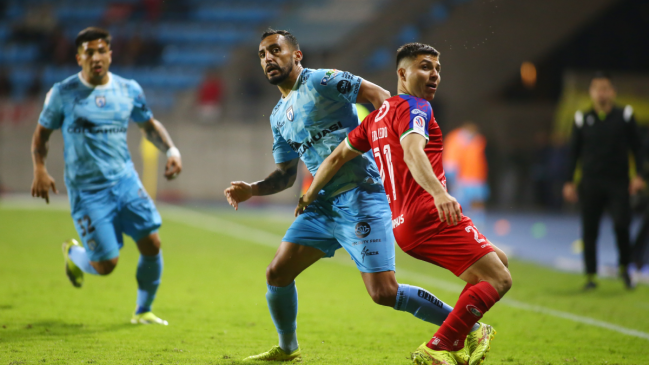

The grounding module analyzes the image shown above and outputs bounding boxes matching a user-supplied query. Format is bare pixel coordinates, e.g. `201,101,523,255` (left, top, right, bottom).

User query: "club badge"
95,95,106,108
286,106,294,122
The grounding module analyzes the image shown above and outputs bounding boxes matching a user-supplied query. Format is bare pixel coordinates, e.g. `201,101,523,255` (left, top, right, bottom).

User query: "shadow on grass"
0,320,135,343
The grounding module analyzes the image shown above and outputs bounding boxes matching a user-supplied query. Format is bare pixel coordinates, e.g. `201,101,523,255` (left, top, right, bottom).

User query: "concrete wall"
0,101,303,204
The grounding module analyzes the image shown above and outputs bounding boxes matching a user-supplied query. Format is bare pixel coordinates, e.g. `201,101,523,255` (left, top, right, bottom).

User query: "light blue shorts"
67,171,161,262
283,185,396,273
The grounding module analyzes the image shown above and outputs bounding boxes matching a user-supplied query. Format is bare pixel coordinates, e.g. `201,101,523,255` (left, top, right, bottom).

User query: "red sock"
460,283,473,296
453,283,475,349
427,281,500,351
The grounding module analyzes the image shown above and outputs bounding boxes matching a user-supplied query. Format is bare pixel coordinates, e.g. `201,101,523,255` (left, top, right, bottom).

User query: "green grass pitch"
1,204,648,364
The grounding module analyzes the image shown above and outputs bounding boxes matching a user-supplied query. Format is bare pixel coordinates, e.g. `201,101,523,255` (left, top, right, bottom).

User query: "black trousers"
579,179,631,275
632,204,649,267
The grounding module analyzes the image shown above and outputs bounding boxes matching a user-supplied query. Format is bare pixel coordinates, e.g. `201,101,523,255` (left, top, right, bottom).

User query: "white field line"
4,200,649,341
159,204,649,342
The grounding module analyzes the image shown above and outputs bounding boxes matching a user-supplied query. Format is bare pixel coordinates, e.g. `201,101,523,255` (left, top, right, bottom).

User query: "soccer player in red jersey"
296,43,512,365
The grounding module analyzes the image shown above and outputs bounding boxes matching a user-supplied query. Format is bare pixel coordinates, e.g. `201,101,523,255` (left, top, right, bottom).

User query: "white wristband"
166,147,180,158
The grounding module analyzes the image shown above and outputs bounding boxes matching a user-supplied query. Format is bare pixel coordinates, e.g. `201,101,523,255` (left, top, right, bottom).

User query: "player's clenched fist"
224,181,253,211
434,191,462,226
164,156,182,180
31,169,58,204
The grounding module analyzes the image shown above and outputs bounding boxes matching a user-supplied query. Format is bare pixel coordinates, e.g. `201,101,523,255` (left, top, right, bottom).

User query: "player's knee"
265,264,293,287
367,285,397,307
494,269,512,296
91,260,117,276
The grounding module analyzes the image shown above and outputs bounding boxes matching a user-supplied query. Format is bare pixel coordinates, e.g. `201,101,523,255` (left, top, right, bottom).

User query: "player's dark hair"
75,27,112,49
261,28,300,50
396,43,439,69
591,71,612,83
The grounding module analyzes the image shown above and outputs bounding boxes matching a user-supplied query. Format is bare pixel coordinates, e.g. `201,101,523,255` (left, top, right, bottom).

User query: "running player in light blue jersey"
224,29,458,362
31,27,182,325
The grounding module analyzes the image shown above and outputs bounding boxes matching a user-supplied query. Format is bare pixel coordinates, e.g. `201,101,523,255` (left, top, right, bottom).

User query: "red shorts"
401,215,494,277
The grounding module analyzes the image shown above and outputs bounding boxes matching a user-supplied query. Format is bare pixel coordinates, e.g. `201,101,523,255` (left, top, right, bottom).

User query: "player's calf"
460,252,512,297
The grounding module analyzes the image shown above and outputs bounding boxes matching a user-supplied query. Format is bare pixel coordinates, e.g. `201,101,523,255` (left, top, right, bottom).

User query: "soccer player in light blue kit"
224,29,460,362
30,27,182,325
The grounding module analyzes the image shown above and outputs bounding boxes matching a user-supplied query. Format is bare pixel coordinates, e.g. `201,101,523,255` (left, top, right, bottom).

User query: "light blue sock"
266,282,299,353
394,284,480,332
68,245,98,275
135,252,163,314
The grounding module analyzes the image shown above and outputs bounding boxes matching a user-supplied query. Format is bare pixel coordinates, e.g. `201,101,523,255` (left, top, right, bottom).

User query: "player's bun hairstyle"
261,28,300,50
75,27,112,49
396,43,439,69
591,70,612,82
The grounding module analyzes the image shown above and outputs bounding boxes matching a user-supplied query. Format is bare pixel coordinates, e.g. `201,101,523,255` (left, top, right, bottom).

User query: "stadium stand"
0,0,289,108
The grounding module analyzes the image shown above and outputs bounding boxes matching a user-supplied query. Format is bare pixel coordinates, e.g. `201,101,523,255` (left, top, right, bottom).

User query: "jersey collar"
78,72,113,90
282,68,306,100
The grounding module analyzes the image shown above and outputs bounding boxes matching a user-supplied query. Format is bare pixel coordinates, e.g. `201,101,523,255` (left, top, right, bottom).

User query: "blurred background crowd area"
1,0,649,211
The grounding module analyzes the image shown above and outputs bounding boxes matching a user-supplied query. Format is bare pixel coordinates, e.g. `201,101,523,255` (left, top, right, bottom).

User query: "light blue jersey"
38,72,153,190
270,68,381,198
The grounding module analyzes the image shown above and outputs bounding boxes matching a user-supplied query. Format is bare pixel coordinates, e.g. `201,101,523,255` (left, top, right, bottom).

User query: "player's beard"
266,62,293,85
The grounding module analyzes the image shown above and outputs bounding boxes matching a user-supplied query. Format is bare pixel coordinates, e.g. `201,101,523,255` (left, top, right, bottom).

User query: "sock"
428,281,500,351
266,282,299,353
68,245,98,275
455,283,480,347
394,284,453,326
135,252,163,314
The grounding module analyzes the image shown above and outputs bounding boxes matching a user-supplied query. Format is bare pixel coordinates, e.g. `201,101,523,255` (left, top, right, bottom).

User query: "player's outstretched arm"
356,80,391,110
224,158,299,211
401,133,462,225
295,142,360,216
31,124,58,204
138,118,182,180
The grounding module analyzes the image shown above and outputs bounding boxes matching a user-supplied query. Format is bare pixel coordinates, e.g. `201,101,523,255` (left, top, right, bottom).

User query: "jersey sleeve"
346,118,371,154
272,125,299,164
397,99,433,141
129,80,154,123
311,69,363,104
38,85,64,130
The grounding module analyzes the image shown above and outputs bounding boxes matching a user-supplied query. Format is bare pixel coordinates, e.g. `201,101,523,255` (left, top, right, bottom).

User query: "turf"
1,205,648,364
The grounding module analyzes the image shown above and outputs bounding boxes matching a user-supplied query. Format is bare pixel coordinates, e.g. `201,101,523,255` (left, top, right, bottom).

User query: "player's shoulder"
52,73,84,95
110,73,143,93
394,94,432,117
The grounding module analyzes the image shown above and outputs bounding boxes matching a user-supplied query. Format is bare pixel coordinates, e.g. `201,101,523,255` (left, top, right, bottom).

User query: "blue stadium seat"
0,45,40,65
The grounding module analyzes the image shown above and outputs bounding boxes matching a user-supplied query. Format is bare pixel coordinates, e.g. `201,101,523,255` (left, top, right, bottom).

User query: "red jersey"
346,94,448,251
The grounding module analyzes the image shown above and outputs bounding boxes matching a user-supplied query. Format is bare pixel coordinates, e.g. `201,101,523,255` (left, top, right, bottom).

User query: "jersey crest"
95,95,106,108
286,105,294,122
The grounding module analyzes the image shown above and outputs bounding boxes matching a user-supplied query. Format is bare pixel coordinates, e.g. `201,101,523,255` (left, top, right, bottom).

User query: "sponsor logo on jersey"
286,121,343,157
320,69,338,85
337,80,351,94
67,117,127,134
286,106,294,122
355,222,371,238
361,246,379,262
411,108,427,117
418,289,444,308
277,120,285,128
375,101,390,122
95,95,106,108
352,238,382,246
392,214,405,229
466,304,483,317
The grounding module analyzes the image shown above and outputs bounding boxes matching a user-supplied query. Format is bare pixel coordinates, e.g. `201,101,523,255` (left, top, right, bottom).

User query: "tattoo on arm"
254,159,299,196
142,119,173,152
32,126,53,166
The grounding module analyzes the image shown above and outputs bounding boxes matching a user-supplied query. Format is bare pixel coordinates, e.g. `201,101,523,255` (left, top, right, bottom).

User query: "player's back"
346,94,447,249
38,72,152,190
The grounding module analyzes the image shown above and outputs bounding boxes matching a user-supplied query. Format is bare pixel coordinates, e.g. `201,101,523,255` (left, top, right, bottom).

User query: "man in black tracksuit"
563,72,644,290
